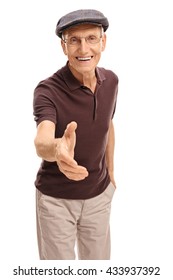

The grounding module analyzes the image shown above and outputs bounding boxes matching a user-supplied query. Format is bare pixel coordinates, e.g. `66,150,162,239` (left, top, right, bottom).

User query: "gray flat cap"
55,9,109,38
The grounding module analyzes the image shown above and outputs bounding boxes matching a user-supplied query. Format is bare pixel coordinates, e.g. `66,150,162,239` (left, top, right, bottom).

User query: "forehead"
63,24,101,36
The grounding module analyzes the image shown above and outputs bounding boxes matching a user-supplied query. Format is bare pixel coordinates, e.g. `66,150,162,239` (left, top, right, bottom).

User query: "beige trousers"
36,183,115,260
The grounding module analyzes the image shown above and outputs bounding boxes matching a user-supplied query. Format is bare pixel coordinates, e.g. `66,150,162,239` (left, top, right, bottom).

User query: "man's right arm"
34,120,59,162
34,120,88,181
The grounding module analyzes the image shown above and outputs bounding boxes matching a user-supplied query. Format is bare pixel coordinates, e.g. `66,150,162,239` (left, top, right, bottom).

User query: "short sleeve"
33,85,57,126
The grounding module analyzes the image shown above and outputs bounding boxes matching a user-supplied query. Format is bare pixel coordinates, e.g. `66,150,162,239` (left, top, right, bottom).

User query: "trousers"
36,182,115,260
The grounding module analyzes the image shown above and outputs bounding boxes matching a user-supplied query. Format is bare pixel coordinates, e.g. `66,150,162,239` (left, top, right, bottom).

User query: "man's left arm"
106,120,116,188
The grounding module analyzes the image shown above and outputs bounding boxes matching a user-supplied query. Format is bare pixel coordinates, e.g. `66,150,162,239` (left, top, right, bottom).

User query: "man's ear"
101,33,107,51
61,39,67,55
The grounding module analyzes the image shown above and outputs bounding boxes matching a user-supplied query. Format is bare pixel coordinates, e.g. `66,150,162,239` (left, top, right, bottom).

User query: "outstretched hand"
55,121,89,181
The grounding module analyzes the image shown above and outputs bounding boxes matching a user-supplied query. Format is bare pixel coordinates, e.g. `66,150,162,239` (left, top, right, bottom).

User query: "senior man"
33,9,118,260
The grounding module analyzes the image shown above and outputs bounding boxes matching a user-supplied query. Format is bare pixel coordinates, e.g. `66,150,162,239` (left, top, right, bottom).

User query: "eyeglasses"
62,34,102,46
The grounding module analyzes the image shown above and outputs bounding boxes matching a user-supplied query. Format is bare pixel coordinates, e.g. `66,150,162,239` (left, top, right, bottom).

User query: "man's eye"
88,35,97,41
87,35,98,43
69,37,78,44
88,36,97,40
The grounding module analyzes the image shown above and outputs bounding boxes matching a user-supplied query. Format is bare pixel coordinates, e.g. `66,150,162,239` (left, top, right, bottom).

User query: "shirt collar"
61,62,106,91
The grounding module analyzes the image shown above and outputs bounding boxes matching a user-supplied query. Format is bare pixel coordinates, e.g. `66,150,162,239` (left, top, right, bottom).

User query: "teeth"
77,57,92,61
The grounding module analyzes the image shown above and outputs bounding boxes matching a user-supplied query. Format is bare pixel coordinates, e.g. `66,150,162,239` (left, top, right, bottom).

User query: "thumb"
64,121,77,138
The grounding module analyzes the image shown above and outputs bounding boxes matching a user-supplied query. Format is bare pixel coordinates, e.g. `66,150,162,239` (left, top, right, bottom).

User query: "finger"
59,160,88,174
61,170,89,181
57,153,78,167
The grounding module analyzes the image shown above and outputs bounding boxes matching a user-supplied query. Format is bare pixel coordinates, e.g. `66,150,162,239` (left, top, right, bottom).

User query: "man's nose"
78,38,90,53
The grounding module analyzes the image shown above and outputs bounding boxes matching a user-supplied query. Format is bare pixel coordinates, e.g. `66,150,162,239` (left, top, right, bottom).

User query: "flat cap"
55,9,109,38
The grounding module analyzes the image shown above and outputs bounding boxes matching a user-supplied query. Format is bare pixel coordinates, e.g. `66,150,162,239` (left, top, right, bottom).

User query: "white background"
0,0,173,279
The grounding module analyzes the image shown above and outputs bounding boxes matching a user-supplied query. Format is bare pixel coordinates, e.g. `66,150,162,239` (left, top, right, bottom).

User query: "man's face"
61,24,106,76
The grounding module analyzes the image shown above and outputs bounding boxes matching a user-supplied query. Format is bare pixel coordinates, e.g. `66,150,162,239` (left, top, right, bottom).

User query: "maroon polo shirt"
33,63,118,199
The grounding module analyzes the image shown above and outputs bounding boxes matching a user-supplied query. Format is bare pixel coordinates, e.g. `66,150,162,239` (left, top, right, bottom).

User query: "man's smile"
76,56,93,61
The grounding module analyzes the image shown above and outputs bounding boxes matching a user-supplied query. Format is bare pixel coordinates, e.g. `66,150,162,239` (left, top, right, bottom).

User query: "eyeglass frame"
62,30,104,46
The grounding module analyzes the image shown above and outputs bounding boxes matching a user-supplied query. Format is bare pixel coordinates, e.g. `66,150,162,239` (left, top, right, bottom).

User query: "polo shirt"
33,63,118,199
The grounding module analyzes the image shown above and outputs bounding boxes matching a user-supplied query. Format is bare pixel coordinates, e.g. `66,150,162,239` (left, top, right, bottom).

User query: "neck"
82,75,97,93
68,64,97,93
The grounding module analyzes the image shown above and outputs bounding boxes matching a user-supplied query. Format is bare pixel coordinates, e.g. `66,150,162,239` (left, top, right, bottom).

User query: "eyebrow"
63,26,103,37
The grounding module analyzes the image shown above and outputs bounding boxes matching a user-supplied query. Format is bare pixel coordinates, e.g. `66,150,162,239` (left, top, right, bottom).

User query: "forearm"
34,121,88,181
34,137,60,162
